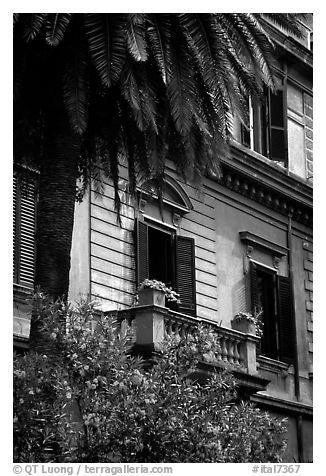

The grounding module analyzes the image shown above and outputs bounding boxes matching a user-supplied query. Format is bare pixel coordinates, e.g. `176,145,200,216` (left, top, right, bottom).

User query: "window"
250,261,295,364
135,219,196,316
13,172,37,288
240,87,288,164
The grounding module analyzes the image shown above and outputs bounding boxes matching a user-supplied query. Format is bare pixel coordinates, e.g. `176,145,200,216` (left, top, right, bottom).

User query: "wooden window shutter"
135,219,149,285
268,89,287,162
13,175,36,287
13,175,19,282
249,261,259,314
277,275,295,364
175,235,196,316
241,97,251,148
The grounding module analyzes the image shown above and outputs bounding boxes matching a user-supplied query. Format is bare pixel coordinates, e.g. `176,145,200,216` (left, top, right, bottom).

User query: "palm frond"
45,13,72,46
120,59,145,131
180,14,233,140
166,21,198,137
224,14,276,90
146,14,172,85
62,48,89,135
134,63,159,134
178,14,217,92
22,13,47,42
84,13,127,88
120,59,158,137
14,11,304,216
126,14,148,61
226,48,262,98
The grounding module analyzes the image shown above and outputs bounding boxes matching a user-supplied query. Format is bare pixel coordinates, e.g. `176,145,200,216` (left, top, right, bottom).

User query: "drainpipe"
287,212,303,460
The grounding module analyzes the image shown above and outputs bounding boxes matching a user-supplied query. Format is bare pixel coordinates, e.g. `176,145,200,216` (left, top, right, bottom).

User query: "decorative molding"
13,283,33,304
164,175,194,211
172,213,181,228
260,17,313,73
138,197,147,213
272,256,281,269
212,142,313,228
243,244,253,274
240,231,287,273
250,393,313,417
257,355,290,374
239,231,288,258
137,173,193,216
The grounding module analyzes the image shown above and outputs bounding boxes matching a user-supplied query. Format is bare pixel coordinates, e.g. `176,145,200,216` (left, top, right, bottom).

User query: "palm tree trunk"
27,120,86,448
35,126,80,297
30,119,80,350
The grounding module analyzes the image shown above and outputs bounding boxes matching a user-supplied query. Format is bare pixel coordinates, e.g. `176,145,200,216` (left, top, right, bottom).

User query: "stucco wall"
68,193,91,304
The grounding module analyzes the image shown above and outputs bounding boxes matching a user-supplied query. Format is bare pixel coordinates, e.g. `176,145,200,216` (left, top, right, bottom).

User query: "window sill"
257,355,292,375
230,140,312,187
13,283,33,303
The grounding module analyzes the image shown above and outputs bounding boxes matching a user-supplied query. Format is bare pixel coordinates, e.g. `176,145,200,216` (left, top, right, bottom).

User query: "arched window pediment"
138,175,193,215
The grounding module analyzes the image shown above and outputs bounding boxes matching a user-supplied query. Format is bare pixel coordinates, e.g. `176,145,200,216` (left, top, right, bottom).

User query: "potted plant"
231,309,264,337
137,279,181,307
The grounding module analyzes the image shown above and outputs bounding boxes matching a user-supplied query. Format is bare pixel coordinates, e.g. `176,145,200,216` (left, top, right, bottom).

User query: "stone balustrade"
116,303,260,376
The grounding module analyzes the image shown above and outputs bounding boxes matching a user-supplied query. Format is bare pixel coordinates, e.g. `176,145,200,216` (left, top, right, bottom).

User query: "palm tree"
14,13,304,302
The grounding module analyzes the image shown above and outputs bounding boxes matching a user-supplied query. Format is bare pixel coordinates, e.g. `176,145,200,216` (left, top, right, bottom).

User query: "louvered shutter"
135,219,149,285
249,261,259,314
175,236,196,316
277,276,295,364
13,175,36,287
13,176,19,281
241,97,251,148
268,89,288,162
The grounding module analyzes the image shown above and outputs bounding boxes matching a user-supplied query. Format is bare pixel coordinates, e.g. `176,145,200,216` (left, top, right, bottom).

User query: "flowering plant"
14,294,287,463
234,308,264,338
138,279,181,303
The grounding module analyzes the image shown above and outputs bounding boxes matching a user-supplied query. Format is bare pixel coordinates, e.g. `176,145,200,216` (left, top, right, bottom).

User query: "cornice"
13,283,33,304
196,361,270,395
239,231,288,258
261,19,313,72
214,143,313,228
250,393,313,417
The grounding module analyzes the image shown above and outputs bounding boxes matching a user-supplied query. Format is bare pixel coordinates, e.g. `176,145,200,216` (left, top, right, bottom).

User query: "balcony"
13,284,270,394
115,299,270,396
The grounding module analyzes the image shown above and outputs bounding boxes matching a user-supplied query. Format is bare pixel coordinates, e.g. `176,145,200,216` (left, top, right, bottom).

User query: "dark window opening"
250,261,295,364
241,88,287,164
148,227,174,287
256,268,278,360
136,219,196,316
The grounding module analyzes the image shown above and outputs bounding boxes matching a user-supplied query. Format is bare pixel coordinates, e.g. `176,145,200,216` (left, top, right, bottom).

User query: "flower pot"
138,288,166,307
231,319,256,335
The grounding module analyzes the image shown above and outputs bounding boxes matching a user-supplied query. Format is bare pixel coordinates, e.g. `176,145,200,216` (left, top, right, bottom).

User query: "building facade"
13,16,313,462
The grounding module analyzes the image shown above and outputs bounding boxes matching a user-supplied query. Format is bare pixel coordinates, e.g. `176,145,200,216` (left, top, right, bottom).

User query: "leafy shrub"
14,294,287,462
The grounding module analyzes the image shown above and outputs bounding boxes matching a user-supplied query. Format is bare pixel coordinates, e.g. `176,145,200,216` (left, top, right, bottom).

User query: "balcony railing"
116,302,260,377
13,286,261,379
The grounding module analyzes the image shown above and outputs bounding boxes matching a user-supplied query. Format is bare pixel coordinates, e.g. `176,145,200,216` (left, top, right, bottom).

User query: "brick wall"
303,240,313,371
304,93,313,180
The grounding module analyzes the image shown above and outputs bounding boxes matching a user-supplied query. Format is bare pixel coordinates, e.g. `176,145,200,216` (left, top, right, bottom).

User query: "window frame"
249,260,295,364
135,216,197,317
240,82,288,165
